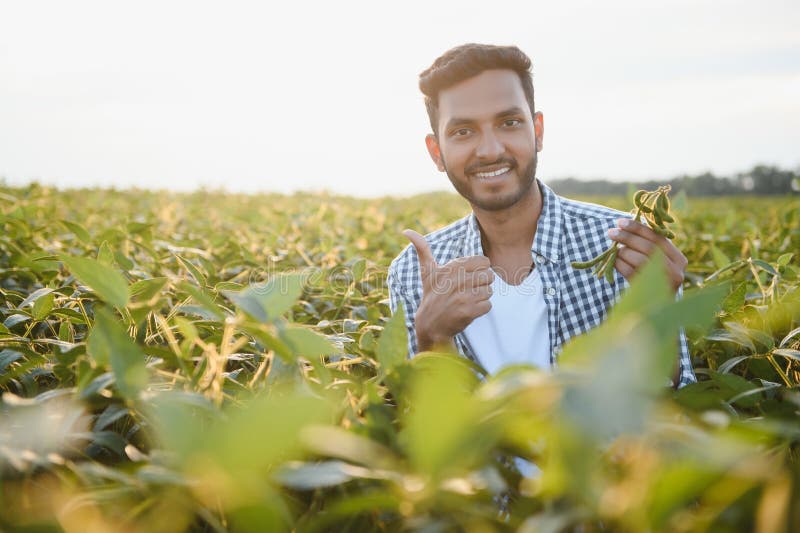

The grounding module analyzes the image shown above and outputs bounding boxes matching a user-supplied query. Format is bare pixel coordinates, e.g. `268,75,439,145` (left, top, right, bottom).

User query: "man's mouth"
472,166,513,179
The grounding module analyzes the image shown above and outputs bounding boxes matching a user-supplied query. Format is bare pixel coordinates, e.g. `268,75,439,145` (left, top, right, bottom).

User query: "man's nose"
475,129,503,160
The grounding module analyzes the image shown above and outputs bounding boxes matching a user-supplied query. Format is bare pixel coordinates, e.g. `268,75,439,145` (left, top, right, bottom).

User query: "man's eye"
503,119,521,127
453,128,471,137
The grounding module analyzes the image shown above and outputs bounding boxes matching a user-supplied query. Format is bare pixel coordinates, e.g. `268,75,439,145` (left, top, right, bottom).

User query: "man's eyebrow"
443,107,527,131
443,117,473,131
495,106,526,118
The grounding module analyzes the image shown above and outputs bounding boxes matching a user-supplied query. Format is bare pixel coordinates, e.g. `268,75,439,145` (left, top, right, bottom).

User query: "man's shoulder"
388,214,471,278
557,195,631,225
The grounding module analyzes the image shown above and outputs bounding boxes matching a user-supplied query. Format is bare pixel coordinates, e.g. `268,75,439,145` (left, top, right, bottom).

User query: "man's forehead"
437,69,529,121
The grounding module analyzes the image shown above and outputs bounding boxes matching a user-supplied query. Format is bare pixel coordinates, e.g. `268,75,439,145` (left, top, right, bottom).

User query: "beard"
443,150,538,212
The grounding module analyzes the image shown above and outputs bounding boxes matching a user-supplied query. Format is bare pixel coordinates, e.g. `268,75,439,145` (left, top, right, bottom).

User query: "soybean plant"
571,185,676,284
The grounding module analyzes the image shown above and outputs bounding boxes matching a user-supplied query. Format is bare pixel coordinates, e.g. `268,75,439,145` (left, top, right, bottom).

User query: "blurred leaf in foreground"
148,388,336,531
87,308,148,400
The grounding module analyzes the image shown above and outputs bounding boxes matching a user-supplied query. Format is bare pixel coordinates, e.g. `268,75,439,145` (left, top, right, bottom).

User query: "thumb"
403,229,437,276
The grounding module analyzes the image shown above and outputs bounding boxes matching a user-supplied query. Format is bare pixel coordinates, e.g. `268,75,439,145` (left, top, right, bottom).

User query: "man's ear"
425,134,446,172
533,111,544,152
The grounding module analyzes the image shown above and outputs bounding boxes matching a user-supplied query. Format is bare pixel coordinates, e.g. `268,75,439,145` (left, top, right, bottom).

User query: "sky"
1,0,798,196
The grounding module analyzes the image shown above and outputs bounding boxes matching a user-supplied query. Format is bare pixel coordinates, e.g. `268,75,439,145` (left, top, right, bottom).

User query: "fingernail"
617,218,630,228
608,228,620,238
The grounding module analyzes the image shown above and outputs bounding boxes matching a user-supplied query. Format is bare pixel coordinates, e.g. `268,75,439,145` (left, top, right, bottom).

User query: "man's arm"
402,230,492,353
388,230,494,358
387,268,420,358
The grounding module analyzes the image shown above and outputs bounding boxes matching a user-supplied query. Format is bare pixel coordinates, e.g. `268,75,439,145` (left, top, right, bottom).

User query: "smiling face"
425,69,544,212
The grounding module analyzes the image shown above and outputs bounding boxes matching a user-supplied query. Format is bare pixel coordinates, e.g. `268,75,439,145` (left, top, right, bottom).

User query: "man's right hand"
403,229,494,352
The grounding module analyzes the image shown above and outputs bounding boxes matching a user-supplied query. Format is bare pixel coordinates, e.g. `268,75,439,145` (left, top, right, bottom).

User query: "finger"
608,227,657,256
469,269,495,287
472,300,492,318
615,219,684,264
614,253,636,281
444,268,495,288
449,255,492,272
616,245,649,271
660,238,690,269
617,246,685,291
403,229,437,275
466,283,493,301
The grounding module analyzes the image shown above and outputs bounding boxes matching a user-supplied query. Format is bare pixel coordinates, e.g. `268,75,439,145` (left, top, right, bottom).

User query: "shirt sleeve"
387,268,419,359
675,285,697,388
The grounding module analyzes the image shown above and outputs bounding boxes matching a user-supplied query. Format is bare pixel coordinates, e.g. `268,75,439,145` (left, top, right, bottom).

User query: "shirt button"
535,255,545,264
546,287,556,296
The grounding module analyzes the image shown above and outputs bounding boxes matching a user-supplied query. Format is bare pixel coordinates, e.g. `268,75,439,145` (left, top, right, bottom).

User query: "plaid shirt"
387,179,696,388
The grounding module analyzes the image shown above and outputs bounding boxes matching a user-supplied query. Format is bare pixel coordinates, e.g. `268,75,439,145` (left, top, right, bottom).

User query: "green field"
1,184,799,532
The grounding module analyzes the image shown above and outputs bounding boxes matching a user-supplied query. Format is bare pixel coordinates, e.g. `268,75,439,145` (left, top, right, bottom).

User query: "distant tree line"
549,165,800,196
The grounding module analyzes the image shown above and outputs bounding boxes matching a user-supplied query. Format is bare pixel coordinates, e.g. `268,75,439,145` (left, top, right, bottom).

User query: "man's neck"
474,184,542,256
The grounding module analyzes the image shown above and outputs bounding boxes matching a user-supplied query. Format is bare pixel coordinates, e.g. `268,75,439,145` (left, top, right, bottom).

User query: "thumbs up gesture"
403,229,494,352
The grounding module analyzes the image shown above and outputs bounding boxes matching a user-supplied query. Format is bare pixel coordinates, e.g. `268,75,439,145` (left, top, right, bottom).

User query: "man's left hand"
607,218,688,293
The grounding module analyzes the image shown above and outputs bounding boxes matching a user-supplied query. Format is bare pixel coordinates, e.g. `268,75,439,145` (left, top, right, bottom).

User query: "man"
387,43,695,388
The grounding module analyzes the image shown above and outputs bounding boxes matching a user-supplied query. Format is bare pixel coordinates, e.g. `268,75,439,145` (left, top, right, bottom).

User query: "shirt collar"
532,179,562,263
462,178,563,263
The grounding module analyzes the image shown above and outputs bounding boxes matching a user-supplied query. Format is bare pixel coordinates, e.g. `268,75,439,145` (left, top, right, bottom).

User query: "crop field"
1,183,799,532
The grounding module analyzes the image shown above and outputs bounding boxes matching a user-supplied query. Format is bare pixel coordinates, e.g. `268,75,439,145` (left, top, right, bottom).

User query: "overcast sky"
1,0,798,196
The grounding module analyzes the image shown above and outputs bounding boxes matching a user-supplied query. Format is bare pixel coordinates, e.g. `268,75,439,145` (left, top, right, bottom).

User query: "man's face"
426,69,544,212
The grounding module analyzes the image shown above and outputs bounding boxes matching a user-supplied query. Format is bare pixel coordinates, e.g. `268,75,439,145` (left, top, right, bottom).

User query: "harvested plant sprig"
571,185,676,283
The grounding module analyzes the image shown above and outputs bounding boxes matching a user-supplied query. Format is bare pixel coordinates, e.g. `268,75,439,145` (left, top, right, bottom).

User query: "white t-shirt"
462,266,551,374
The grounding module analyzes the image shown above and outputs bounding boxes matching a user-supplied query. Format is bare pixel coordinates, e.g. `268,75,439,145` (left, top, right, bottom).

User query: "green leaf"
0,350,23,373
706,329,756,352
772,348,800,362
777,253,794,267
94,404,129,431
176,255,207,286
18,287,54,309
706,260,747,282
675,371,758,410
4,314,31,329
149,389,333,481
87,308,148,400
177,281,225,319
280,326,335,357
751,259,778,276
721,282,747,314
274,460,364,489
174,316,199,343
129,277,168,302
223,274,303,322
717,355,752,374
375,304,408,376
97,241,115,266
78,372,115,400
114,251,134,270
351,258,366,282
62,255,130,308
86,430,128,455
51,308,87,323
650,282,729,335
60,220,91,244
403,354,490,479
711,245,730,270
32,292,55,320
280,326,336,384
300,426,399,470
779,327,800,348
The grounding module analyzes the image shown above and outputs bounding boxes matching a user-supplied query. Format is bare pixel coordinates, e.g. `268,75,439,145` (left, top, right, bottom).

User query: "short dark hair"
419,43,535,136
